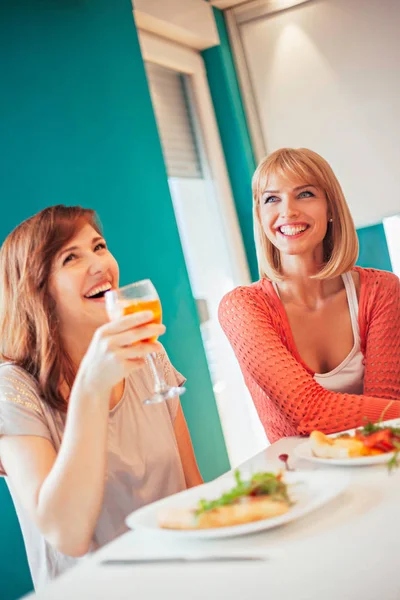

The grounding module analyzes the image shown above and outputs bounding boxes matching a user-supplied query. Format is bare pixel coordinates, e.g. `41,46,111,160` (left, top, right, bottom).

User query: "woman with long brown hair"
219,148,400,443
0,205,202,589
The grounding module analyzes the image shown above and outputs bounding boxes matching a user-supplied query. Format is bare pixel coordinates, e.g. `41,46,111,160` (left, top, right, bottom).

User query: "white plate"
126,469,349,540
294,418,400,466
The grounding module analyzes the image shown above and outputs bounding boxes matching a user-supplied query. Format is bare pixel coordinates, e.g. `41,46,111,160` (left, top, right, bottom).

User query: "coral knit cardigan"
219,267,400,443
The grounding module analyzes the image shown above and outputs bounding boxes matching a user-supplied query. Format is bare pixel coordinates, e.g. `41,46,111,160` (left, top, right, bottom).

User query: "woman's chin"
275,237,324,258
83,304,109,327
277,245,310,257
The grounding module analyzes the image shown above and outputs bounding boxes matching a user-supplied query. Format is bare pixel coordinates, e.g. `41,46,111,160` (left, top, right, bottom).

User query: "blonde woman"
219,148,400,443
0,205,202,589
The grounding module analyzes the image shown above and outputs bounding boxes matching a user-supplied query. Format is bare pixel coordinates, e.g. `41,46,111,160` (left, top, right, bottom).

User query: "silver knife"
101,556,267,565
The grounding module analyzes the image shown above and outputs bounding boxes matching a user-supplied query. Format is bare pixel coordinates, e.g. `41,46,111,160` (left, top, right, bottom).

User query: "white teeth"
279,225,308,236
85,282,112,298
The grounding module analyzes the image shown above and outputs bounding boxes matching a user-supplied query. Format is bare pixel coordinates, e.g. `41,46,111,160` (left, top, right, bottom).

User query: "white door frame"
225,1,312,163
138,30,251,288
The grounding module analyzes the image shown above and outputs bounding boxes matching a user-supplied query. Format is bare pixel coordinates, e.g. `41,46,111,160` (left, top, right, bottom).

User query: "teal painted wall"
202,8,259,281
357,223,393,271
0,483,32,599
0,1,229,598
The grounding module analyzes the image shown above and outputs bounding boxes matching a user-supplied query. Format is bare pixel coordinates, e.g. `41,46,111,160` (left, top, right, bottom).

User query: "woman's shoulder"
0,362,41,392
220,279,275,307
353,266,399,293
218,280,278,327
0,362,45,417
353,267,399,330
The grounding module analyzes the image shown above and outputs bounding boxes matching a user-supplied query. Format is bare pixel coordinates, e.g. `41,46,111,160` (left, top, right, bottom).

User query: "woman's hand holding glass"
77,310,165,396
105,279,186,405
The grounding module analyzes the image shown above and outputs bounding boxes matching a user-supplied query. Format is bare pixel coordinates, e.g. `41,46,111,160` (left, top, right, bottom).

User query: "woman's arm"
174,404,203,488
362,272,400,400
0,311,164,557
0,384,110,557
219,286,400,436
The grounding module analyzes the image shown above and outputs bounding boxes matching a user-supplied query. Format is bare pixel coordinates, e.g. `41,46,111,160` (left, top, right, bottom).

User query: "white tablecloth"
27,436,400,600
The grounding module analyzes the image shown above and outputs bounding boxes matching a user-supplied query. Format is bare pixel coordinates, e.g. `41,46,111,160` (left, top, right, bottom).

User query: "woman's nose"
280,196,299,219
87,255,106,276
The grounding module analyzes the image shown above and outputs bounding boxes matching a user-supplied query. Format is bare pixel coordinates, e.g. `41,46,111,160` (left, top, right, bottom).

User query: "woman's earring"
328,218,333,222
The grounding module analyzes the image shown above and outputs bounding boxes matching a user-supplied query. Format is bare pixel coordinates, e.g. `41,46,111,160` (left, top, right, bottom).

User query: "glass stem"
147,352,168,394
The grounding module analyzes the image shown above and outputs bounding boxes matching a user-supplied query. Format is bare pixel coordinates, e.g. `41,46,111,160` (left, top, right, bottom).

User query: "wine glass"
105,279,186,405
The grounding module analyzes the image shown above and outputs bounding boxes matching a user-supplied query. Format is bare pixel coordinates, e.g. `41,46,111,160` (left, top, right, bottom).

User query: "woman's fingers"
117,341,162,360
109,323,166,347
101,311,155,335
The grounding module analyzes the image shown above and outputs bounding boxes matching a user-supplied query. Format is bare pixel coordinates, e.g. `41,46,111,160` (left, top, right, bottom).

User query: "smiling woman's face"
48,223,119,333
259,171,329,259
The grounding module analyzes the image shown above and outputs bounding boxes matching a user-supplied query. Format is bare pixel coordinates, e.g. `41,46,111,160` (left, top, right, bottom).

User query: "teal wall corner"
202,7,259,281
0,480,33,599
356,223,393,272
1,1,229,597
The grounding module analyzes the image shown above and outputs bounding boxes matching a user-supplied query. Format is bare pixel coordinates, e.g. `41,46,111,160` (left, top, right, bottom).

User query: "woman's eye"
63,253,76,265
298,190,314,199
94,242,106,252
264,196,279,204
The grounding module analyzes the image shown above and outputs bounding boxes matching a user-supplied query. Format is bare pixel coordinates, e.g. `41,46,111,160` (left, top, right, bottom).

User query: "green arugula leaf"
387,441,400,474
195,470,290,516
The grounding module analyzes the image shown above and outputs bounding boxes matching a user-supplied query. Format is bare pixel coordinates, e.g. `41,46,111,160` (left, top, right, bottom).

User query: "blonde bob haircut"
252,147,359,281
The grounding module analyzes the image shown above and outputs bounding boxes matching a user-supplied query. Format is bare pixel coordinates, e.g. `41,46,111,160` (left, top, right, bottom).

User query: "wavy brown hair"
0,205,102,411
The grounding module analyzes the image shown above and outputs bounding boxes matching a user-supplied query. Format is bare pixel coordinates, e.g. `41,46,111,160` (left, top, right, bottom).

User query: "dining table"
26,434,400,600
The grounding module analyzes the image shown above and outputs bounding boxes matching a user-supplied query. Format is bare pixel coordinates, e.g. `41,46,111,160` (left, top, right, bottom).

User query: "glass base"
143,385,186,405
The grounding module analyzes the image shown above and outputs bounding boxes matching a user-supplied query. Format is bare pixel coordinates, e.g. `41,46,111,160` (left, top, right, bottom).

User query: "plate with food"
125,468,349,539
295,418,400,468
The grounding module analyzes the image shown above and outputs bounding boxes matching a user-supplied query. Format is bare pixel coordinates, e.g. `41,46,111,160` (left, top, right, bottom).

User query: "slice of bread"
158,496,290,530
310,431,367,458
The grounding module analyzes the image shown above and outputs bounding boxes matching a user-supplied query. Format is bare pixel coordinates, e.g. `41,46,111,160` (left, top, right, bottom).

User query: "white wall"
239,0,400,227
384,215,400,276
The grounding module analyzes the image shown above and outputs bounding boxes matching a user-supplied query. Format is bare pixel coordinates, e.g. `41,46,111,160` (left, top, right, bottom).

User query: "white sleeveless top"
273,272,365,394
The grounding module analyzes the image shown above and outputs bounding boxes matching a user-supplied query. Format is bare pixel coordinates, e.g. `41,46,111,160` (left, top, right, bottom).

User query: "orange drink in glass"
105,279,185,405
121,299,162,343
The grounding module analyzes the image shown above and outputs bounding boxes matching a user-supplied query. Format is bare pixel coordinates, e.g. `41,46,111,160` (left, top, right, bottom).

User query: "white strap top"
273,272,365,394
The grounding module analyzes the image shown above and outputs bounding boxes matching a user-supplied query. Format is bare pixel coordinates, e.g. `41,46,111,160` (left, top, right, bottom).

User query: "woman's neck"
277,251,343,310
61,326,94,371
